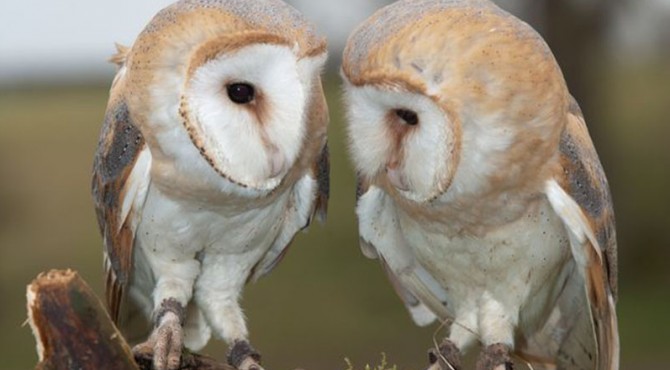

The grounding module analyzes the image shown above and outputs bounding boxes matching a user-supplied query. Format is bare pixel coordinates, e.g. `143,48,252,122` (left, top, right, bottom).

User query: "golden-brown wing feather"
529,99,619,369
91,88,148,323
556,98,619,370
311,142,329,224
559,97,618,299
541,183,619,370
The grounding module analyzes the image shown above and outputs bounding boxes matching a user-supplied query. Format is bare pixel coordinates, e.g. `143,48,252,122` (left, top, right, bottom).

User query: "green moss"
344,353,398,370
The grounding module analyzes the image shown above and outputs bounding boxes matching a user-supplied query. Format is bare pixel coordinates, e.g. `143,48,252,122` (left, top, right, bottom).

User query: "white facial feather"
344,84,455,201
344,81,523,204
187,44,306,189
441,109,515,201
146,44,325,198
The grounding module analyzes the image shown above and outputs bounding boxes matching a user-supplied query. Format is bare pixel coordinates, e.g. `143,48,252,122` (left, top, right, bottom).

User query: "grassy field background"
0,65,669,369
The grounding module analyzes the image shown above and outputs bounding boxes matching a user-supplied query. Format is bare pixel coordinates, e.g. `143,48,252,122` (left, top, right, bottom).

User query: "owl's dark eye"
395,109,419,126
227,83,255,104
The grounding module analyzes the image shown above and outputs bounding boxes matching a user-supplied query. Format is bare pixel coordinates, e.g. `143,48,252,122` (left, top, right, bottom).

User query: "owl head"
342,0,569,203
120,0,327,194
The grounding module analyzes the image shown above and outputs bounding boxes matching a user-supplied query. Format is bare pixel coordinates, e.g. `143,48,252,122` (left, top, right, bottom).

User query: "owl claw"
237,356,264,370
476,343,513,370
427,339,462,370
153,313,184,370
132,310,184,370
227,340,263,370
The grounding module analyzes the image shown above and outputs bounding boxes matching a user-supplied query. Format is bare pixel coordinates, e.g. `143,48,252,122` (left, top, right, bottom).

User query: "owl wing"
356,180,447,327
92,75,152,323
311,142,330,224
531,98,619,370
356,177,379,259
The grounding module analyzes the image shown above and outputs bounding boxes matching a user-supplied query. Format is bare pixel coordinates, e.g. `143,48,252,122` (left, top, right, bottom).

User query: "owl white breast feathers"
342,1,618,369
91,1,328,369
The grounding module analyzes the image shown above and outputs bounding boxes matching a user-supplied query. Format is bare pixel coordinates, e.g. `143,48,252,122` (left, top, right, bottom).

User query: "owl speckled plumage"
92,1,328,369
342,1,618,369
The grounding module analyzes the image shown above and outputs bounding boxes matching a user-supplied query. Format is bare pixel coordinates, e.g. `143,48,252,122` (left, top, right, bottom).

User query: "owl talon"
228,340,263,370
132,300,185,370
131,341,154,367
132,316,184,370
476,343,513,370
427,339,462,370
237,356,264,370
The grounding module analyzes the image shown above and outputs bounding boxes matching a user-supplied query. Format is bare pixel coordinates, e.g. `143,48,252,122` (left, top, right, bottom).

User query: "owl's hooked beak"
268,144,286,179
386,162,410,191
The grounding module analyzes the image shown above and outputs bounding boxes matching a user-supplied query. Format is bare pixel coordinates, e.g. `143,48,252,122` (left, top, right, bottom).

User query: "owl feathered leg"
131,241,201,370
427,339,462,370
228,340,263,370
475,343,513,370
194,254,264,370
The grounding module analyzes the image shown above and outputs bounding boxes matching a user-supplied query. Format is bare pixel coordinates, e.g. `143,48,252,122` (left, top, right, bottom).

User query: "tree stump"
26,269,234,370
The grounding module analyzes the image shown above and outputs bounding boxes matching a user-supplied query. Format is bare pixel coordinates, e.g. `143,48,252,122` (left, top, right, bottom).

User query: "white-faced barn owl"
342,1,618,369
91,1,329,369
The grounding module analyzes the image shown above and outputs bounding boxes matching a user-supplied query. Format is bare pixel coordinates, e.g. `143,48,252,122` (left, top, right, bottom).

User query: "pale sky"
0,0,394,85
0,0,175,84
0,0,667,85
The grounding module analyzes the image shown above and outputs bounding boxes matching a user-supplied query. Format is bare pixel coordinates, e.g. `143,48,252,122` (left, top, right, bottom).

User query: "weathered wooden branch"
26,269,234,370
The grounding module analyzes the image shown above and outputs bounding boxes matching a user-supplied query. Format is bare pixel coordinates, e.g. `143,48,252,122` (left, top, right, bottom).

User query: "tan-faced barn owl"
341,1,619,369
91,1,329,369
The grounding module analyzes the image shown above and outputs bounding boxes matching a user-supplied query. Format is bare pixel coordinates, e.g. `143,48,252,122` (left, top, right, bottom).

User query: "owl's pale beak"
387,165,409,191
269,145,285,179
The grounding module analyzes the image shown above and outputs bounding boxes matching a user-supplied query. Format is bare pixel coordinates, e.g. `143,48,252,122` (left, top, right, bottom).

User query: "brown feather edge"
559,96,618,300
577,240,619,370
312,142,330,224
556,97,619,368
92,97,147,323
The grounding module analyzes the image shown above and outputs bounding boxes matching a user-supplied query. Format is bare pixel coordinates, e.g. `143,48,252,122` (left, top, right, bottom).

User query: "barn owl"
91,1,328,369
342,1,619,369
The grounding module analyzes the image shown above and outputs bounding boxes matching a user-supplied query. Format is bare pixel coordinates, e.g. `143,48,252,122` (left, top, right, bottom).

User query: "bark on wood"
27,269,234,370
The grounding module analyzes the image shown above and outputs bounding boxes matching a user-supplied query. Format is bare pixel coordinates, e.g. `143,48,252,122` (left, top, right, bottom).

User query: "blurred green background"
1,1,669,369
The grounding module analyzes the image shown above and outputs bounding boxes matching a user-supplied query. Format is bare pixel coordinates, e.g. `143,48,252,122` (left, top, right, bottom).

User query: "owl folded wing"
92,77,152,323
356,180,451,327
538,99,619,370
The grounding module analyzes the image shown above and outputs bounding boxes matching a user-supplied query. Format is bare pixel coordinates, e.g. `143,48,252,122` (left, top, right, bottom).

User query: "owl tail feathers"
109,43,130,68
582,251,620,370
597,296,620,370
